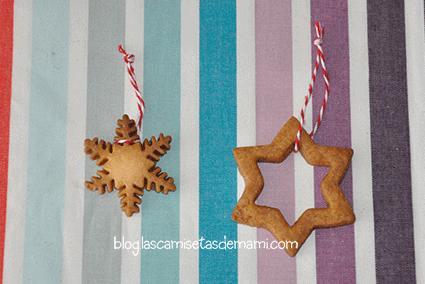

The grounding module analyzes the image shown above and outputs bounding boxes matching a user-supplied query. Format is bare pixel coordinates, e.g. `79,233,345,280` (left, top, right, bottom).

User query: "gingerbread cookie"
84,114,176,217
232,116,355,256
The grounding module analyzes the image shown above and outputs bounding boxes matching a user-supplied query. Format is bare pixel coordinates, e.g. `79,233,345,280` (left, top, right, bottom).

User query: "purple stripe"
255,1,296,283
367,0,416,282
310,1,356,283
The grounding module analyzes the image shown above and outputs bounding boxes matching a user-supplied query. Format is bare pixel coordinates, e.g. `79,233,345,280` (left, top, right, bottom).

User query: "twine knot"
313,38,323,46
118,45,135,64
313,22,324,46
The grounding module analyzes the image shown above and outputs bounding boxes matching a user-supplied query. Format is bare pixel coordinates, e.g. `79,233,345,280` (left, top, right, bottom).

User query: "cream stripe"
179,0,199,282
236,0,257,283
62,0,89,283
405,1,425,283
121,1,144,283
348,0,376,282
292,1,316,283
2,1,32,283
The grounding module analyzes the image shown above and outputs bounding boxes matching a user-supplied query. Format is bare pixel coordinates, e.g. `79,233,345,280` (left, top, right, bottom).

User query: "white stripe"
348,0,377,283
121,1,144,283
404,1,425,283
179,0,199,282
3,1,32,283
62,1,89,283
236,0,257,283
292,1,317,283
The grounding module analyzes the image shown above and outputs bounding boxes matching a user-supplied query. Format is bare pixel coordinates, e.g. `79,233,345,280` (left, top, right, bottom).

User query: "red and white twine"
118,44,145,131
294,21,330,152
115,45,145,144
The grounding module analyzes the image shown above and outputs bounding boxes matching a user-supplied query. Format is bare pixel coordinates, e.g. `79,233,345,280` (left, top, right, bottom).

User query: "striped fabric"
1,0,424,283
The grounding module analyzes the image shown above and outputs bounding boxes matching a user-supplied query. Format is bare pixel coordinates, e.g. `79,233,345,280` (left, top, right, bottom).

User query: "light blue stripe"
199,1,238,283
82,1,125,283
141,0,181,283
23,0,70,283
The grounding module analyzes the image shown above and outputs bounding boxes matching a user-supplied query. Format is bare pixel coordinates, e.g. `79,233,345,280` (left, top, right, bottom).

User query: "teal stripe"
199,1,237,283
82,1,125,284
141,0,181,283
23,0,70,283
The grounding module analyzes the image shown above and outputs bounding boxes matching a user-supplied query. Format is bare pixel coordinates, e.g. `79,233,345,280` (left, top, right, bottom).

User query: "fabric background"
0,0,424,283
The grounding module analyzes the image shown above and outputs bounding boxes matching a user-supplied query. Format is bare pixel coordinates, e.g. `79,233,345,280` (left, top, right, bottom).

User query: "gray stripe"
82,1,125,283
367,0,416,283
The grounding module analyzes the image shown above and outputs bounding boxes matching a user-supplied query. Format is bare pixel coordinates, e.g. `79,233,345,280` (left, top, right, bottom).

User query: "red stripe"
0,0,14,282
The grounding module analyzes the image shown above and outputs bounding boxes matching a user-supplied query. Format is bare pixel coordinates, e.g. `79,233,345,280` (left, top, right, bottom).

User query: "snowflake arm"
145,166,176,194
114,114,140,142
118,185,143,217
84,138,113,166
142,134,172,162
85,169,115,194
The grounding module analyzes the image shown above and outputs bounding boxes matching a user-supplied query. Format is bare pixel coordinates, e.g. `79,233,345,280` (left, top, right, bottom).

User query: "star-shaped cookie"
232,116,355,256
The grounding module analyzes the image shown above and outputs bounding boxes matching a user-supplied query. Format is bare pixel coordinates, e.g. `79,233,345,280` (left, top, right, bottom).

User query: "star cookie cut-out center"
232,116,355,256
84,114,176,217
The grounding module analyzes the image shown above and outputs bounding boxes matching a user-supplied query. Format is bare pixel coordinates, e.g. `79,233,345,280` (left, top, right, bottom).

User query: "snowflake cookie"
84,114,176,217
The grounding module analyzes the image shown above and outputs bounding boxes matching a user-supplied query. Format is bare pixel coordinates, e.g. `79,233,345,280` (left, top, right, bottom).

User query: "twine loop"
118,45,145,127
115,44,145,144
114,138,140,145
294,21,330,152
